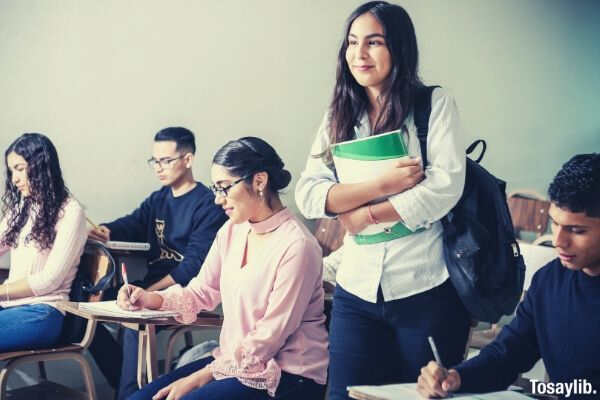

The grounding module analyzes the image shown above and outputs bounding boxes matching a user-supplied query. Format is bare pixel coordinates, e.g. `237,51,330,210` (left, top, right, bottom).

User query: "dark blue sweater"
456,259,600,399
104,183,227,286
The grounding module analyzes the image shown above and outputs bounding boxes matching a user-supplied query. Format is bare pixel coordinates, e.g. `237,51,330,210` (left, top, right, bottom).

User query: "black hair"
327,1,423,149
1,133,70,250
548,153,600,217
154,127,196,155
212,137,291,207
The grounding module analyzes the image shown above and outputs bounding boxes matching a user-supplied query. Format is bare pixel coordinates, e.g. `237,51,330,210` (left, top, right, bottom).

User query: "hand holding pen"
116,262,144,311
416,336,462,398
116,263,162,311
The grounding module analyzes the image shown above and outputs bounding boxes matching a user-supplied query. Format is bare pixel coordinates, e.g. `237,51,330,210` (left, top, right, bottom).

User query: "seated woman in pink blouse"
119,137,329,400
0,133,87,352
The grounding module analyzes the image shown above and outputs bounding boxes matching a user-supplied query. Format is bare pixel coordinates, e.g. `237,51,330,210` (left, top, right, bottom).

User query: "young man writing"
418,153,600,400
88,127,227,400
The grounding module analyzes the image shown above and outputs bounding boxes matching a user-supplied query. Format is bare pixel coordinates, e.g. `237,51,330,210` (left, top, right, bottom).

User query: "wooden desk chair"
0,241,115,400
313,218,345,258
507,190,551,240
107,254,223,378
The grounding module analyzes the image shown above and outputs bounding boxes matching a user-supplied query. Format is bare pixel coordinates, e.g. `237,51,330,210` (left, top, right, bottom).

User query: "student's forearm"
0,279,35,301
146,274,176,292
325,181,385,214
370,200,404,224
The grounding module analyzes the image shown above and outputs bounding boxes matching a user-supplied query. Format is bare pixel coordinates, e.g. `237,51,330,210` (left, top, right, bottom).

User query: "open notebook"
78,300,179,319
347,383,532,400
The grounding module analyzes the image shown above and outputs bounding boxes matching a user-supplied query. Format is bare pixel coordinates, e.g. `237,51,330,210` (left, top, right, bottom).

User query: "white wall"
0,0,598,224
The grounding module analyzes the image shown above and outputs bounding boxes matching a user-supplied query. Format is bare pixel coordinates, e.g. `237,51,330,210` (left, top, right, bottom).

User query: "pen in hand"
121,262,132,300
428,335,453,397
428,336,444,370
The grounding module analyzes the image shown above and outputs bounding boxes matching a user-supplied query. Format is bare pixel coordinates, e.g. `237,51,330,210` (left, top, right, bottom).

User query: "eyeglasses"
210,176,248,198
147,155,184,169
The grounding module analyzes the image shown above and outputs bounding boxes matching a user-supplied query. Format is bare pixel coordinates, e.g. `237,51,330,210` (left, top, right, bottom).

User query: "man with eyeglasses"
88,126,227,400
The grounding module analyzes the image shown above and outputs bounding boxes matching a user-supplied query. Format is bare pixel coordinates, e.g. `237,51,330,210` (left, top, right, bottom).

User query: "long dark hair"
328,1,423,146
212,137,291,208
1,133,70,250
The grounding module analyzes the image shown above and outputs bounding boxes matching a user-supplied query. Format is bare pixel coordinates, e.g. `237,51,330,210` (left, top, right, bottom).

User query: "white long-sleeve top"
0,197,87,309
295,87,466,303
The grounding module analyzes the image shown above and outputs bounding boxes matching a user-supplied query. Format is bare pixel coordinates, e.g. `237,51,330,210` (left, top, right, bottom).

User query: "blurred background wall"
0,0,598,249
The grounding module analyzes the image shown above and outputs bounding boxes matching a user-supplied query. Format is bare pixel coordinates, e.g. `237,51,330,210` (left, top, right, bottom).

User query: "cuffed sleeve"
28,201,87,295
388,88,466,231
157,234,223,323
295,113,338,219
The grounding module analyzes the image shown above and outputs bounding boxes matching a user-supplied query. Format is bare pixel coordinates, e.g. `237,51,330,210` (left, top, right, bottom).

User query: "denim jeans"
0,304,64,352
128,356,326,400
327,280,471,400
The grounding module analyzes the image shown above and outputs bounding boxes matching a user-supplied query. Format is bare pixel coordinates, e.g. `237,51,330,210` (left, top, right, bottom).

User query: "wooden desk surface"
55,301,223,327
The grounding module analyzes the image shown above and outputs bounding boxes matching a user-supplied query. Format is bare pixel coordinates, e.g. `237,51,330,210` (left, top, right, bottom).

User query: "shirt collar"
248,207,292,234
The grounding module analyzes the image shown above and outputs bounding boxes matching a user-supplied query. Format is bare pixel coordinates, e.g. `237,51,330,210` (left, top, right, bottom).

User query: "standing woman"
295,2,470,399
0,133,87,352
121,137,328,400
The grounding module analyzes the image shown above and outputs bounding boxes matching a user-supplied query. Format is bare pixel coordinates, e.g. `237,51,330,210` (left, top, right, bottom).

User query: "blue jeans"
128,356,326,400
328,280,470,400
0,304,64,352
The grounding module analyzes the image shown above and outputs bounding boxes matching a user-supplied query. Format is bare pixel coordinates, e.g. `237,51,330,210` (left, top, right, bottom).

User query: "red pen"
121,262,131,298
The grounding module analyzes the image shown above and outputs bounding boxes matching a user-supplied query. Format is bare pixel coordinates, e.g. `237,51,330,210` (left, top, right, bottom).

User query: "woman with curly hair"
0,133,87,351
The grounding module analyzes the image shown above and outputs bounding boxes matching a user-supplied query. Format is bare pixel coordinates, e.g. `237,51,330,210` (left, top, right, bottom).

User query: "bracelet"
367,205,379,225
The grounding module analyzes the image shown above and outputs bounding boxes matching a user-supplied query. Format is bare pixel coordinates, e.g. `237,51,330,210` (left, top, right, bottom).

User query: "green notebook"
331,130,415,244
331,129,407,161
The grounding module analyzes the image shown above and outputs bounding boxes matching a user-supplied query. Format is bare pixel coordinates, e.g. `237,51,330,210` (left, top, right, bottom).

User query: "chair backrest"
313,218,345,257
61,240,116,343
507,190,551,239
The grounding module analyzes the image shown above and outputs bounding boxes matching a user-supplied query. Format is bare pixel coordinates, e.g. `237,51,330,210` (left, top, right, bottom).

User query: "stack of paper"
79,300,179,319
347,383,532,400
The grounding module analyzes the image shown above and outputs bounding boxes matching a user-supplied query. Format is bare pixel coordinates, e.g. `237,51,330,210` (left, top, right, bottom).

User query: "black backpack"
414,86,525,323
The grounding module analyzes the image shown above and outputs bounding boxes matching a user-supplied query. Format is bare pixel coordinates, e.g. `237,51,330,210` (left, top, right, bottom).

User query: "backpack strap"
414,85,439,167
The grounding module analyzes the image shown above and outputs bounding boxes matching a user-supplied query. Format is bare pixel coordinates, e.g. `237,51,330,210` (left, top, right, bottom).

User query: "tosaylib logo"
531,379,596,397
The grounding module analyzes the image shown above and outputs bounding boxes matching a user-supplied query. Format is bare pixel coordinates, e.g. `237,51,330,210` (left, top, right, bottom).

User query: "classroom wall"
1,0,598,229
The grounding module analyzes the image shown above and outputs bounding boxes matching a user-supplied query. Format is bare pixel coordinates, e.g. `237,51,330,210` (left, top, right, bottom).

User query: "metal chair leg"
37,361,48,380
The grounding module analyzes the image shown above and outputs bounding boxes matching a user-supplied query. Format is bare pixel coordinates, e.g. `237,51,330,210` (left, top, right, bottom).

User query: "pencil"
86,216,100,230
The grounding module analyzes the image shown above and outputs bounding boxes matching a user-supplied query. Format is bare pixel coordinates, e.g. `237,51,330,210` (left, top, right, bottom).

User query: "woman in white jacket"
295,2,471,399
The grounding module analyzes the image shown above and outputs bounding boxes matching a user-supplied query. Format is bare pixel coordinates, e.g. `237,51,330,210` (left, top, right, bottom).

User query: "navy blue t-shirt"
456,259,600,399
104,183,227,286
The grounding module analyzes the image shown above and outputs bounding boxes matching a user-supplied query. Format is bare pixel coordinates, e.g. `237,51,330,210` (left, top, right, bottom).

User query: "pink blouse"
158,208,329,396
